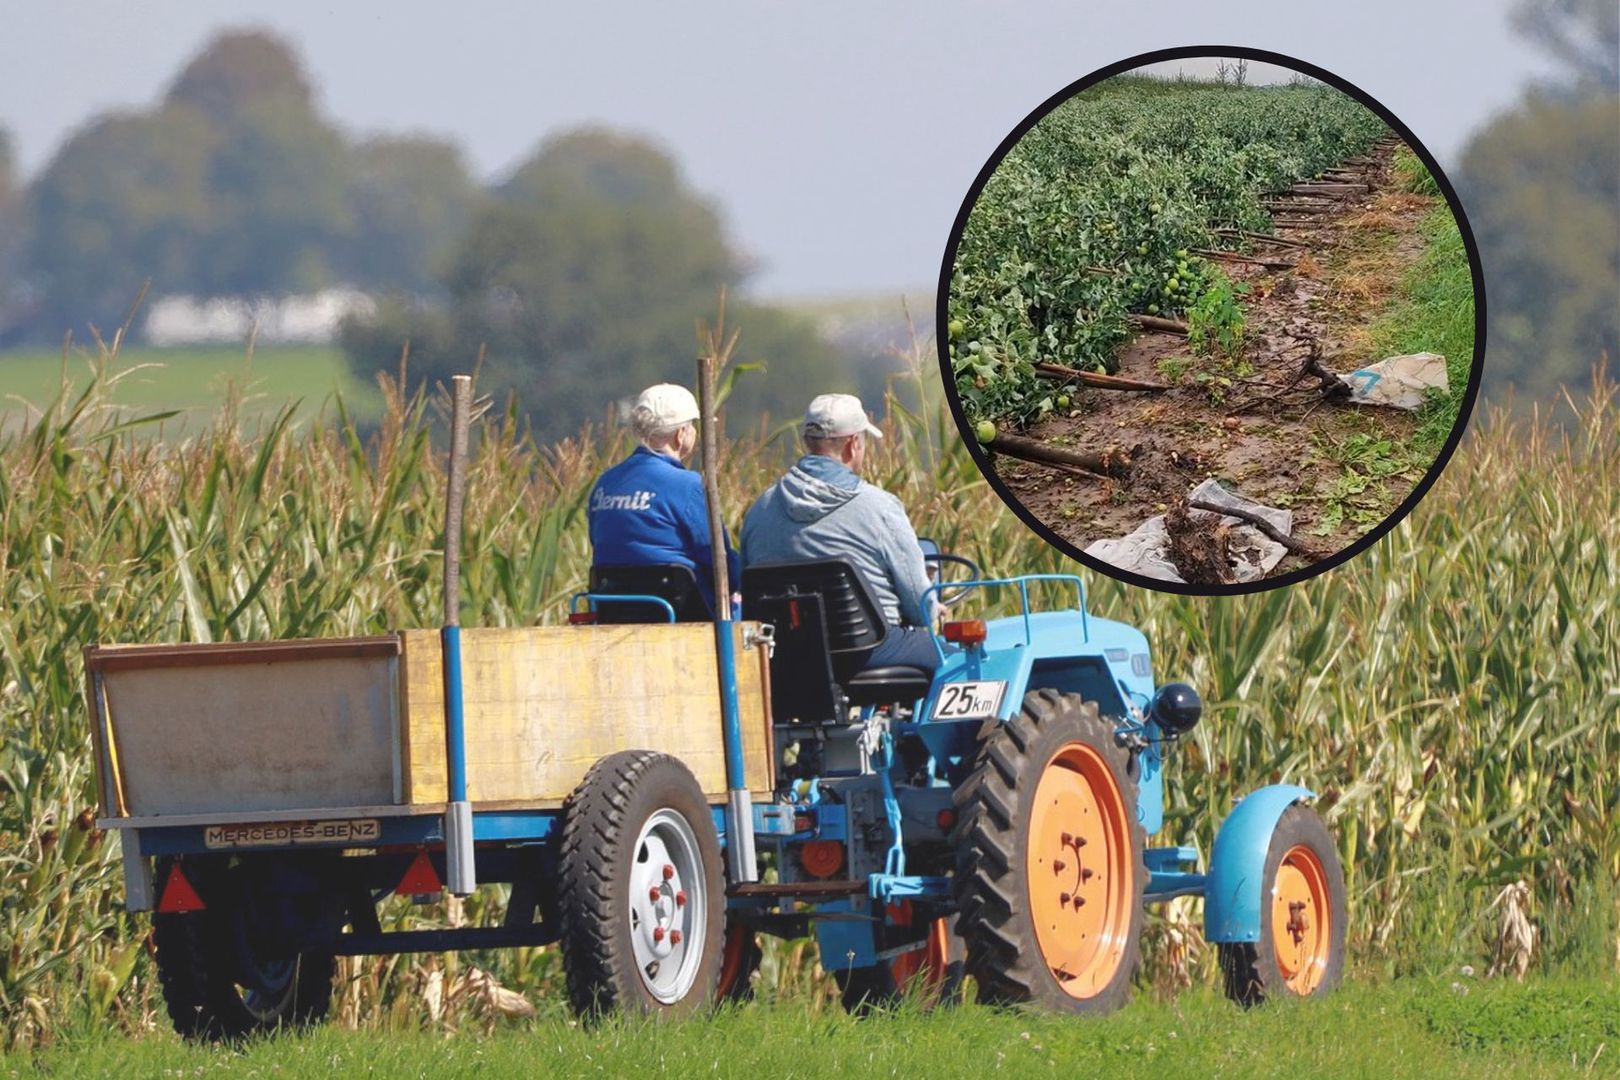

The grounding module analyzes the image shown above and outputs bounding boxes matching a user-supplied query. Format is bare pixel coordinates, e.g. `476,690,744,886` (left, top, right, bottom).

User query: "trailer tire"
1218,804,1346,1006
557,750,726,1019
951,690,1145,1015
151,869,334,1040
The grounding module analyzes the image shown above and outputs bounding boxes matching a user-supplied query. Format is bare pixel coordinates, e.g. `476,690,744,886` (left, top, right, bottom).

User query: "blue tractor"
682,545,1348,1013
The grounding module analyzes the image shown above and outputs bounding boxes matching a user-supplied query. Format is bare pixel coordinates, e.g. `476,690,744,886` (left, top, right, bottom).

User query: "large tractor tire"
557,750,727,1019
1218,804,1346,1006
832,912,964,1014
952,689,1146,1015
151,864,334,1041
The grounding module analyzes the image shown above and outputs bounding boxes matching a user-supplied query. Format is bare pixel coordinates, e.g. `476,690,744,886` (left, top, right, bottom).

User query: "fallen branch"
985,434,1132,477
1188,498,1324,560
1215,228,1311,250
1194,248,1296,271
1289,182,1368,196
1129,314,1188,335
1034,362,1169,392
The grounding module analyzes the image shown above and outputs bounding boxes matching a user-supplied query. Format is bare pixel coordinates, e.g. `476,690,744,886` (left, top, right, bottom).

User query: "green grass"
1369,206,1476,452
0,345,383,434
5,980,1611,1078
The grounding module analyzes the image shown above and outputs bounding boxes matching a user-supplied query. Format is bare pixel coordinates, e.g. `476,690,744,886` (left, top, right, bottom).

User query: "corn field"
0,345,1615,1048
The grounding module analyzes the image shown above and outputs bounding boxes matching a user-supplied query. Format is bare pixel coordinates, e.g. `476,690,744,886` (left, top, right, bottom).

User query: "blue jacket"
740,454,932,627
587,446,738,615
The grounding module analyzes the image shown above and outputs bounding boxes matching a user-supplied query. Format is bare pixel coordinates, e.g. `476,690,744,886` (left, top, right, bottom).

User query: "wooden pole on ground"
985,433,1132,477
1034,362,1169,392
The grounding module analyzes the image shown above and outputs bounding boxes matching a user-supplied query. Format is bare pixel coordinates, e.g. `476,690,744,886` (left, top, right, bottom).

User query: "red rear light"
568,611,598,625
395,849,443,896
942,619,987,646
157,863,206,913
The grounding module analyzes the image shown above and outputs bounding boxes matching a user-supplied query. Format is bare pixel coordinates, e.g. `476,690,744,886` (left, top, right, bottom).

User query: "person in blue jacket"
588,383,738,617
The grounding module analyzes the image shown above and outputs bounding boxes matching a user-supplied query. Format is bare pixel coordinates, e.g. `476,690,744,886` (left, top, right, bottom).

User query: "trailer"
88,374,1346,1037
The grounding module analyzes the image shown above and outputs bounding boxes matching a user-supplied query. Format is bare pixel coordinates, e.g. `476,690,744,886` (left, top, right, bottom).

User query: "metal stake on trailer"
441,374,476,896
699,312,758,884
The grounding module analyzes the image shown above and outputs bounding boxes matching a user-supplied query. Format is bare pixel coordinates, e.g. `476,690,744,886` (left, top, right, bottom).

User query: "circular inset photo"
940,48,1484,594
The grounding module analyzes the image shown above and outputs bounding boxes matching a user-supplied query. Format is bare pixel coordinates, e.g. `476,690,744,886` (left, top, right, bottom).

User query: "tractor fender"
1203,784,1315,943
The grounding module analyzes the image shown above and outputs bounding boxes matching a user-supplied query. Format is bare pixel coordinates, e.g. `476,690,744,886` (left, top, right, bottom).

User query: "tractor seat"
845,665,933,707
589,563,711,623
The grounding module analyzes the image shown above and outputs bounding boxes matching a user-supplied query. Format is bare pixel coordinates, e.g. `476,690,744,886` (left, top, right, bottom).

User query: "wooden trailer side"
399,624,774,806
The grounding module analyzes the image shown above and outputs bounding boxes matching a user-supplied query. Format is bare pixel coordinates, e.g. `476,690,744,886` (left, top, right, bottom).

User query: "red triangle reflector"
395,850,442,895
158,864,206,913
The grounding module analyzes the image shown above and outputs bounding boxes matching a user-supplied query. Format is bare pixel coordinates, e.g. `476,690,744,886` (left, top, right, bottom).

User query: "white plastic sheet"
1084,479,1292,584
1339,353,1448,410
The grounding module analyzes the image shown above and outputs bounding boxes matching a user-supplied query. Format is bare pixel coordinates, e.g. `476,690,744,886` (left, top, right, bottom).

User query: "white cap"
802,393,883,440
630,383,700,437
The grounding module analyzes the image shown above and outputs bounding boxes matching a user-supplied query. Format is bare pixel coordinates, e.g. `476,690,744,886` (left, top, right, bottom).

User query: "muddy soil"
993,140,1447,580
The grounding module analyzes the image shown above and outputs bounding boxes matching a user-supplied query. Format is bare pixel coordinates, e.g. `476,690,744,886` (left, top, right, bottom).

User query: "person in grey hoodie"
741,393,940,672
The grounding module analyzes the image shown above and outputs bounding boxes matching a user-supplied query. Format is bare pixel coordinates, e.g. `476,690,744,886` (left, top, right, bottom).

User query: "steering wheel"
925,552,982,608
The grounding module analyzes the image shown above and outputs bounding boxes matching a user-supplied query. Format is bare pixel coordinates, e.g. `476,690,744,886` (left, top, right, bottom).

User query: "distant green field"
7,979,1613,1079
0,345,383,434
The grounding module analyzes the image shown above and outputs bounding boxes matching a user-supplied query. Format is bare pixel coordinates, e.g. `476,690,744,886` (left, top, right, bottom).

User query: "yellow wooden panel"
400,624,773,805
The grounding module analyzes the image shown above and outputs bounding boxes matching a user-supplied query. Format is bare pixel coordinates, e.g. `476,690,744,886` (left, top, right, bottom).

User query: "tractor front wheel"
952,690,1145,1015
1218,804,1346,1006
557,750,726,1019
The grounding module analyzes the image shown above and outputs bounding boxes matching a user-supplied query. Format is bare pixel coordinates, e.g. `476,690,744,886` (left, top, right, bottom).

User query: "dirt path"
993,140,1444,580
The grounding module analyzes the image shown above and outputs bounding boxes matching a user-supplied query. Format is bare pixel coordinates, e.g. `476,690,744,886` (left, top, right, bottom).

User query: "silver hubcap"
627,808,706,1004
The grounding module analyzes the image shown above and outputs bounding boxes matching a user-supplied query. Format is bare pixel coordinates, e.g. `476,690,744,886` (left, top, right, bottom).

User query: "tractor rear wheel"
831,913,963,1013
557,750,726,1019
952,689,1145,1015
151,864,334,1040
715,921,762,1001
1218,804,1346,1006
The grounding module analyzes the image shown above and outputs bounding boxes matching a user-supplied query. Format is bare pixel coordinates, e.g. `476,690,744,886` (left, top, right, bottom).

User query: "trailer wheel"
832,913,963,1013
557,750,726,1018
151,867,334,1040
952,689,1145,1015
1218,804,1346,1006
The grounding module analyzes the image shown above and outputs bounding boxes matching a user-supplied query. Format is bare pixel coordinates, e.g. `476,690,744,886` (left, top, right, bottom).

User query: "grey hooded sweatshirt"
740,454,932,627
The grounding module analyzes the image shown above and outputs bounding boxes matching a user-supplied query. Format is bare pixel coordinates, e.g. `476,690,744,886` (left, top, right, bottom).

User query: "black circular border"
935,44,1488,597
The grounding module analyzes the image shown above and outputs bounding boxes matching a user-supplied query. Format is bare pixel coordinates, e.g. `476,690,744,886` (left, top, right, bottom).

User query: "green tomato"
1137,243,1149,255
1147,303,1160,314
1056,394,1071,408
948,319,965,340
1150,203,1162,214
974,420,996,444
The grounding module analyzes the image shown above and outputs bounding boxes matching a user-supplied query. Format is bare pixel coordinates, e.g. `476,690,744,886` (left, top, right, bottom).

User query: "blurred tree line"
1456,0,1617,404
0,8,1612,424
0,30,853,440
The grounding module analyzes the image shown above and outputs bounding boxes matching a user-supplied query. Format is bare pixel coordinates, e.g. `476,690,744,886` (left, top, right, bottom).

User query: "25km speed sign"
931,680,1008,721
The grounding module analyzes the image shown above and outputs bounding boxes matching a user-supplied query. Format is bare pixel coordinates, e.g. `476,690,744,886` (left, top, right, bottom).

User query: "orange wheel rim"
1026,741,1134,999
1270,844,1332,994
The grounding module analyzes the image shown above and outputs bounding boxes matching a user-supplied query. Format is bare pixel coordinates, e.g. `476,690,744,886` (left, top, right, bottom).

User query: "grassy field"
5,979,1614,1078
0,345,383,433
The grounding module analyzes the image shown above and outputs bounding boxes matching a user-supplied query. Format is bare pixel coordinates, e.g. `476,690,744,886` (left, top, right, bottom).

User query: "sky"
0,1,1556,298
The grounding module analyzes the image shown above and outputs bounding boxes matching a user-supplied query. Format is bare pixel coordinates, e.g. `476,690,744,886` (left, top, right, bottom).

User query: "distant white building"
143,288,377,347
